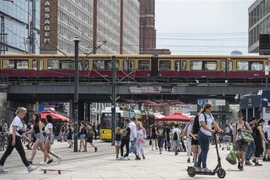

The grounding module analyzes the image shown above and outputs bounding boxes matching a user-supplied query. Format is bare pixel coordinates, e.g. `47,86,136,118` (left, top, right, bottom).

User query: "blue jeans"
129,139,136,154
158,137,164,148
197,131,211,168
245,141,256,160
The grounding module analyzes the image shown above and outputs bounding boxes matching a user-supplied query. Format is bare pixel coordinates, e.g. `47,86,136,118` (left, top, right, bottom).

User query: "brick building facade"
138,0,171,55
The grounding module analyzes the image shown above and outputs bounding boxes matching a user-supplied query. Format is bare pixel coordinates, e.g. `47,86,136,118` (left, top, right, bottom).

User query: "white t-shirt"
172,128,181,140
45,123,53,134
199,113,213,136
263,125,270,140
9,116,23,137
184,123,192,138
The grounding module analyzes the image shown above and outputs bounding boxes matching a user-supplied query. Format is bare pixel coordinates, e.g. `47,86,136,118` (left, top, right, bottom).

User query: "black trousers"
0,135,29,167
181,139,187,151
121,139,130,157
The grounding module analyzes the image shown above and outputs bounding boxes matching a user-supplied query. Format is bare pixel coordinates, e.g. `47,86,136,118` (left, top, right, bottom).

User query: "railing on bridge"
0,76,269,87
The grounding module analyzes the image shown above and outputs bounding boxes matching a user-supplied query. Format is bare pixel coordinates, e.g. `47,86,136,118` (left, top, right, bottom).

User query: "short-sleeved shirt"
263,125,270,140
184,123,192,138
157,126,166,138
45,123,53,134
199,113,213,136
172,128,181,140
9,116,24,137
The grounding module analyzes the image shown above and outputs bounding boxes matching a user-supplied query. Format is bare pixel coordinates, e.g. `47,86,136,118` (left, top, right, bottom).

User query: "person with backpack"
190,115,201,163
196,103,222,172
184,117,194,163
245,117,257,165
172,124,181,155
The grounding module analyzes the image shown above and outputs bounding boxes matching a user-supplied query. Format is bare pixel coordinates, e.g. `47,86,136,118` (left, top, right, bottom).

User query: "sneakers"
27,165,38,173
135,156,141,160
95,147,97,152
39,161,47,165
187,158,190,163
57,156,62,164
142,155,146,160
47,159,53,164
263,157,267,161
195,167,201,171
0,165,8,173
245,161,252,166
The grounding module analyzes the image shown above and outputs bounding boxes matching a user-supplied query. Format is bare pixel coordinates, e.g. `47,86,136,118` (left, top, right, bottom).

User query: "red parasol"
40,110,69,122
158,112,190,122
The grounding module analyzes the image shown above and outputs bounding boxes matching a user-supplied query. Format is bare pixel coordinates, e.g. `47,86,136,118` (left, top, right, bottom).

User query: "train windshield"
101,113,122,129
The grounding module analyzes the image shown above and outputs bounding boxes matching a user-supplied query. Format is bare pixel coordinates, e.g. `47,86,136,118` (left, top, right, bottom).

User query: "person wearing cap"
233,113,252,171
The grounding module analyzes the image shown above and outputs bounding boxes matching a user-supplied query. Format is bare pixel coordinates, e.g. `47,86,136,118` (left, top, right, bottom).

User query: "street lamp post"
266,61,269,88
111,56,116,146
73,37,80,152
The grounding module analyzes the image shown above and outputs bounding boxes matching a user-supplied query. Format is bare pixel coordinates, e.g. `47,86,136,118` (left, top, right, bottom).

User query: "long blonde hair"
15,107,27,115
198,103,212,115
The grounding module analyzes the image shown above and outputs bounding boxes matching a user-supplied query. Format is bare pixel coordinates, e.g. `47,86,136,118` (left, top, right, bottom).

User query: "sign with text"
129,86,174,94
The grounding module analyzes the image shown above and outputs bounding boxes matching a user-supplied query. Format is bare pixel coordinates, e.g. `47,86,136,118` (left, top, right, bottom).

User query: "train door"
79,59,89,77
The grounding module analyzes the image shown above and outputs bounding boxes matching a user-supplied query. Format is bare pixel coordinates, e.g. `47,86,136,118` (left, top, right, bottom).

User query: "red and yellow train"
0,54,269,83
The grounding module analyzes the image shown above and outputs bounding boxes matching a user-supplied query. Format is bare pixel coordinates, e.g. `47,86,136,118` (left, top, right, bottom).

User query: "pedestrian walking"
115,127,122,159
150,123,158,150
85,128,97,152
233,113,252,171
172,124,181,155
135,122,146,160
40,115,62,165
0,107,37,173
120,119,130,159
66,124,73,148
245,117,257,165
157,121,166,154
129,117,137,155
79,121,87,152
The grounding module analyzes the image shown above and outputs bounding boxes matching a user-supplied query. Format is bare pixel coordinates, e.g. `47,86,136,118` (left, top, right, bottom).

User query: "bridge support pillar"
78,101,85,122
85,103,91,123
69,100,73,119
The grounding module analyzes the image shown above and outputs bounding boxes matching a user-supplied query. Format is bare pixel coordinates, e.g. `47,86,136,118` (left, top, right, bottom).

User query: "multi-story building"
40,0,139,54
248,0,270,53
138,0,171,55
0,0,40,54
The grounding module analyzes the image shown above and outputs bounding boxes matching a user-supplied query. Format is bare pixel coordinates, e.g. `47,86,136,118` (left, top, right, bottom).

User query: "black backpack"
192,113,207,134
173,131,178,140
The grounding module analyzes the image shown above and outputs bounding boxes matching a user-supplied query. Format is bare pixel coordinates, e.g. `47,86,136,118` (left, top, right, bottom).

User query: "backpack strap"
202,113,208,125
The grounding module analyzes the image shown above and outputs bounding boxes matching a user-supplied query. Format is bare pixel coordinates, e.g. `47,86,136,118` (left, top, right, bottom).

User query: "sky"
155,0,255,55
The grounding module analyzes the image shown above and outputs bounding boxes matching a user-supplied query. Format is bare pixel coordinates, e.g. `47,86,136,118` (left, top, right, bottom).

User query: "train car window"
237,61,248,71
16,60,28,69
175,60,180,71
79,60,89,71
250,61,263,71
138,60,150,70
48,60,60,69
204,61,217,70
104,60,119,70
221,61,226,72
159,60,171,70
3,60,15,69
191,61,217,70
123,60,128,71
61,61,74,70
228,61,232,71
130,59,135,70
32,59,44,70
190,61,202,70
182,60,186,71
93,60,104,70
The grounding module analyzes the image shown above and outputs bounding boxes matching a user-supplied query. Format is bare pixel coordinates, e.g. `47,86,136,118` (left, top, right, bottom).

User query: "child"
115,127,122,160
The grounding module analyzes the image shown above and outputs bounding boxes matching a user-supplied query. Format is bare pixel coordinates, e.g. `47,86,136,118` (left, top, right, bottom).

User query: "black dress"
254,126,262,158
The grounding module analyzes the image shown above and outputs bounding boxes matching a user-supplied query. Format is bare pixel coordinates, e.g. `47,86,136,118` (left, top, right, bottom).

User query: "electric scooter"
187,131,226,179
